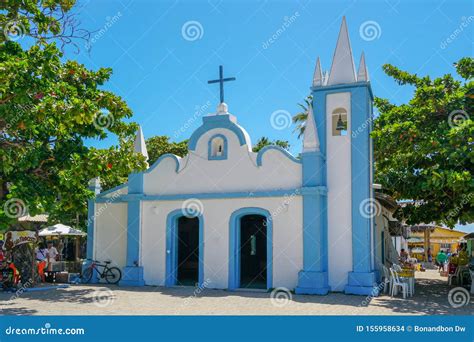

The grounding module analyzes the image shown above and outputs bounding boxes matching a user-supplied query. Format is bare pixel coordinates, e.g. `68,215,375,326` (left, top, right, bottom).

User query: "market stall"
38,224,86,283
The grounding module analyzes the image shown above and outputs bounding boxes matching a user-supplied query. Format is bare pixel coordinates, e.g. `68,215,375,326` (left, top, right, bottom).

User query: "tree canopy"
0,0,146,229
146,136,188,166
252,137,290,153
372,57,473,227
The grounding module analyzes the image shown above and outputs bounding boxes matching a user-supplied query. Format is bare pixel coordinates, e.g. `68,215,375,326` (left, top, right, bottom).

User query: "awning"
38,224,86,237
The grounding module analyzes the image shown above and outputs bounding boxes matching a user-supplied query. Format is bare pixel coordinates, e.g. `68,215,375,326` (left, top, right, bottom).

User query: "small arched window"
332,107,348,136
208,134,228,160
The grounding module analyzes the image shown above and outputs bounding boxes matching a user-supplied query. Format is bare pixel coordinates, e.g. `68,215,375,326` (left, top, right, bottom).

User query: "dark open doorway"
177,216,200,286
239,214,267,289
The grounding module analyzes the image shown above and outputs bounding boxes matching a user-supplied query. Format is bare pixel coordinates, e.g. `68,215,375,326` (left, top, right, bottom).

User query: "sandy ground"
0,270,471,315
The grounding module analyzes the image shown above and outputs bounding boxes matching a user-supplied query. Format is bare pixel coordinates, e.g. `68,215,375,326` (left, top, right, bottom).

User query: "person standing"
35,243,47,282
46,241,59,272
436,250,447,271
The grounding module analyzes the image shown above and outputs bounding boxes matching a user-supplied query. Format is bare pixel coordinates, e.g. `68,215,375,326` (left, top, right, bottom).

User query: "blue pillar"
295,150,330,295
344,84,378,296
84,178,101,283
119,172,145,286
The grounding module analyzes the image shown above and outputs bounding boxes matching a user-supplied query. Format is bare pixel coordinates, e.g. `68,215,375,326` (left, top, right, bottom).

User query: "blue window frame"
208,134,228,160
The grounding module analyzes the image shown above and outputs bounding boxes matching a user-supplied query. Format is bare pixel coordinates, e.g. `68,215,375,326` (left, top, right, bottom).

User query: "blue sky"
68,0,472,231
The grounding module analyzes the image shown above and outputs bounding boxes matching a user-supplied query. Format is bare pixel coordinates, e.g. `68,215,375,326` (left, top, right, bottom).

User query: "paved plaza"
0,270,471,316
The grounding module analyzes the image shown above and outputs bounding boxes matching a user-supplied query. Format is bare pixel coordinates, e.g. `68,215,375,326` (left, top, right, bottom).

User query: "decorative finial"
217,102,228,114
327,16,357,85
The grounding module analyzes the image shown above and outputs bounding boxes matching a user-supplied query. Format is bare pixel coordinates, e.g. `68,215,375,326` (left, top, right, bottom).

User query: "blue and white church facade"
87,18,379,295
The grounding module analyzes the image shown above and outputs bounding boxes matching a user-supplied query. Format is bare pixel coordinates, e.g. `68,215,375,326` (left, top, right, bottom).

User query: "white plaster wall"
141,197,303,289
143,126,302,195
94,203,128,273
326,92,353,291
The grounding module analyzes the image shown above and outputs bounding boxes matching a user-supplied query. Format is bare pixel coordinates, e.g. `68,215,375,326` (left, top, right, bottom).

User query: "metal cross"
207,65,236,103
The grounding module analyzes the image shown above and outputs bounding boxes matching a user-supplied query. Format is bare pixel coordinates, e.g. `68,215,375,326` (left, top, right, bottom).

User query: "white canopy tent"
39,224,86,262
39,224,86,237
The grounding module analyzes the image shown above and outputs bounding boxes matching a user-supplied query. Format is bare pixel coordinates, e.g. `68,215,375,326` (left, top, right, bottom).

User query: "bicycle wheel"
105,267,122,284
81,267,93,283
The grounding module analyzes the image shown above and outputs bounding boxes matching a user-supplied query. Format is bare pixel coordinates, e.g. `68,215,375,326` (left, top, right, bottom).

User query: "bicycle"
81,259,122,284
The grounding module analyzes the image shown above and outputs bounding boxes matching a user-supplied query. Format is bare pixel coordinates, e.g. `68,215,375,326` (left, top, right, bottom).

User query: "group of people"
0,238,60,286
35,241,59,282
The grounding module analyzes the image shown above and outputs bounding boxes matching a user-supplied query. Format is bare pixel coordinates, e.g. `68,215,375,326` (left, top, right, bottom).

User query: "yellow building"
408,225,467,260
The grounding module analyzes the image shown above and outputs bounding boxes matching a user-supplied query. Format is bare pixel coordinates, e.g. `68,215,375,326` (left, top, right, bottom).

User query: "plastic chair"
382,266,392,294
390,268,409,299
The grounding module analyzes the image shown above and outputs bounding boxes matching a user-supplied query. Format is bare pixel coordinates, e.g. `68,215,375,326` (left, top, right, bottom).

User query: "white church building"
87,18,379,295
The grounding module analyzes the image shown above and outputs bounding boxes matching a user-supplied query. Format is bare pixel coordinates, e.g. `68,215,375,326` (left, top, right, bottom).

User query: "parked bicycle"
81,259,122,284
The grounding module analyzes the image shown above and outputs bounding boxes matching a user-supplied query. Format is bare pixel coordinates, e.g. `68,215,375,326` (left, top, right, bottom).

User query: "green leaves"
0,39,146,229
373,58,473,227
252,137,290,153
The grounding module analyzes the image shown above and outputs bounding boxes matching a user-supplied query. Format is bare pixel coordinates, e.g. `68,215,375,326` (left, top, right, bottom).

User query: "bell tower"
297,17,377,296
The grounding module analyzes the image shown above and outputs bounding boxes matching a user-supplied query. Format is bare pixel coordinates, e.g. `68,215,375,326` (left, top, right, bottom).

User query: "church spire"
327,16,356,86
312,57,323,87
357,52,369,82
303,103,320,153
134,125,149,162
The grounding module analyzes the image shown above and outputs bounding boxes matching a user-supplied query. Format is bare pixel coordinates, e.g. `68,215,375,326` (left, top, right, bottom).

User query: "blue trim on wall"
188,114,248,151
228,207,272,290
296,147,329,295
96,183,127,199
207,134,228,160
311,81,374,100
147,153,180,174
95,189,302,203
125,200,141,267
165,209,204,287
349,85,373,274
256,145,301,166
86,199,94,260
128,173,144,194
119,199,145,286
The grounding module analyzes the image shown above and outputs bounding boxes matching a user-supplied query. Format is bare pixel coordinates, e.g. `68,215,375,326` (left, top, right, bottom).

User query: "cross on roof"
207,65,236,104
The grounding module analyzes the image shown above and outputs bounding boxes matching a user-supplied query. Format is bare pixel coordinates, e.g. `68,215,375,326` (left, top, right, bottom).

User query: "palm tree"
292,95,313,138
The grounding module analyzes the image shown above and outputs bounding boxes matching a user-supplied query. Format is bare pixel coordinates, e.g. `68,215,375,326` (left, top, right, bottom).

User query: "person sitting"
399,248,409,263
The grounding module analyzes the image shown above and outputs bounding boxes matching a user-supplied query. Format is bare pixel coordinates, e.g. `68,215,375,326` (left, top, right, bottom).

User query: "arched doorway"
229,208,272,290
166,210,204,287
